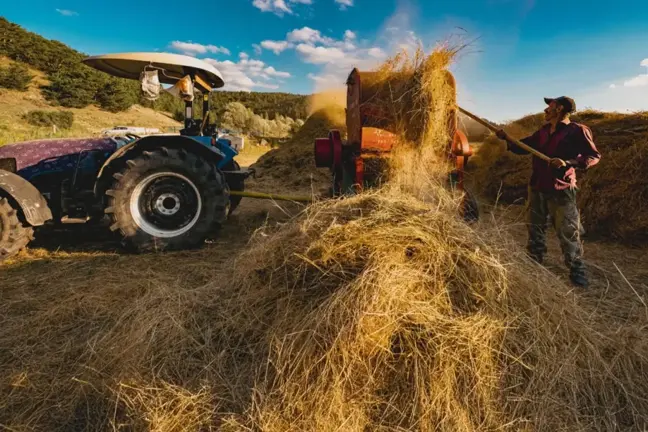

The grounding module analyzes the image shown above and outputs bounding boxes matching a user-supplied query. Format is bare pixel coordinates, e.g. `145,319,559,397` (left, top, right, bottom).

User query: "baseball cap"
544,96,576,113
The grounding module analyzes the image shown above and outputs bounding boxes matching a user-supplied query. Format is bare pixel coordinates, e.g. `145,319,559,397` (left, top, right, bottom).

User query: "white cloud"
287,27,328,44
252,44,262,55
368,47,387,58
335,0,354,10
296,44,347,64
205,59,254,91
239,52,249,60
55,8,78,16
575,82,648,115
308,72,343,88
609,58,648,89
204,57,287,91
261,40,292,54
169,41,230,56
264,66,291,78
252,0,312,16
624,75,648,88
240,58,266,77
252,0,290,14
258,26,358,56
252,20,424,94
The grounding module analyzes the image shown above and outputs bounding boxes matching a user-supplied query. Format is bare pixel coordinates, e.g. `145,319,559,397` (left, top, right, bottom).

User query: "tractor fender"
94,135,226,198
0,170,52,226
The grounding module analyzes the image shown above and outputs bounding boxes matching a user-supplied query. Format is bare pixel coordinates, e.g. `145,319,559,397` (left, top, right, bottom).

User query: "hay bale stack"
217,187,648,431
468,110,648,243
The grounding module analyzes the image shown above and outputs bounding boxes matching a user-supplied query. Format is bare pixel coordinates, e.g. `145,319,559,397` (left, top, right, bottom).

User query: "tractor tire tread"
106,148,228,253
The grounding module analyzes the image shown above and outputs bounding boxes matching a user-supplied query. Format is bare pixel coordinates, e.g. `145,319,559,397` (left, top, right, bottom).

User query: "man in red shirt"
496,96,601,288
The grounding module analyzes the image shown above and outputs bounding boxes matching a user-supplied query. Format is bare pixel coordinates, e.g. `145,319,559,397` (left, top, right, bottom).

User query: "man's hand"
495,129,508,140
549,158,566,168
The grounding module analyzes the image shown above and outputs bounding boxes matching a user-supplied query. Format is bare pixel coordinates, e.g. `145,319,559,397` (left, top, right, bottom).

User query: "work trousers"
526,187,586,276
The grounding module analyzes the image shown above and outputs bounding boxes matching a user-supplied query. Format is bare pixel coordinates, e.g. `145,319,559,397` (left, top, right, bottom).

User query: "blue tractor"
0,52,252,260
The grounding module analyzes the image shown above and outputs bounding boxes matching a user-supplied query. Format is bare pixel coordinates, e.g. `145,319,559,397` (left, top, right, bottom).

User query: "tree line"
220,102,305,138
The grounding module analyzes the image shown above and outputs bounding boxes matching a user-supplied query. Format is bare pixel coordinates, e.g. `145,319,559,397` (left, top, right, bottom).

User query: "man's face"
544,101,562,122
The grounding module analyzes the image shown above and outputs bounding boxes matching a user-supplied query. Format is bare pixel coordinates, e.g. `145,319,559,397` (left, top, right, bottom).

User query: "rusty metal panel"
346,69,362,147
360,127,397,153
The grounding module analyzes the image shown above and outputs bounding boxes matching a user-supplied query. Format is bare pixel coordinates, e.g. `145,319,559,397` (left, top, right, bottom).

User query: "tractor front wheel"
105,148,229,252
0,197,34,261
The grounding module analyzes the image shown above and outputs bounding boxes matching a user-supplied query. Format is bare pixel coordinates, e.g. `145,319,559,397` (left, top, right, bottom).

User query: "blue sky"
2,0,647,122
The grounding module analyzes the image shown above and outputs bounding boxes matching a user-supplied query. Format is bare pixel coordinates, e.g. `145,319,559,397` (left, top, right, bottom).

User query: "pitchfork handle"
457,107,551,162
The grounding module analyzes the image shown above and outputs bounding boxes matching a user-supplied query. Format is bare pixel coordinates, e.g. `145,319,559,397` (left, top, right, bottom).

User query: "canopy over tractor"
84,52,227,136
83,52,225,90
314,67,476,220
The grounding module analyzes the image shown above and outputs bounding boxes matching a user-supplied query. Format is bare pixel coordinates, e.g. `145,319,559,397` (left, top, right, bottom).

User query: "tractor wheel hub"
130,172,202,238
155,193,181,216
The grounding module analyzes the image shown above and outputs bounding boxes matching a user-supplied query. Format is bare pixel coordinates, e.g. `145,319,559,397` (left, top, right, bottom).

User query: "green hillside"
0,17,309,120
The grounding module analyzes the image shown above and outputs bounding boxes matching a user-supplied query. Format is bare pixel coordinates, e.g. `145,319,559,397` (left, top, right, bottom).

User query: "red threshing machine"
314,68,479,221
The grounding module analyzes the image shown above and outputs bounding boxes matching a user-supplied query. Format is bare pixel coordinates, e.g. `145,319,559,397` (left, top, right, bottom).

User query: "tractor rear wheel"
105,147,229,253
0,197,34,261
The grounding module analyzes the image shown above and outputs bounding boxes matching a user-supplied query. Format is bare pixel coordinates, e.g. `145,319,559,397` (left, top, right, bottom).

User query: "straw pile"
218,187,648,431
250,105,345,194
2,187,648,431
468,110,648,243
351,47,457,148
2,47,648,432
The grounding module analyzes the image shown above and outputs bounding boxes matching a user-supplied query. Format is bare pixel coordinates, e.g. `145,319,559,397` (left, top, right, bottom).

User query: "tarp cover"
166,75,194,102
140,69,161,100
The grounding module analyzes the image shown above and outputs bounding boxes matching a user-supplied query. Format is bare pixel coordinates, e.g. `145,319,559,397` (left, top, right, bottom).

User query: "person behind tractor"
495,96,601,288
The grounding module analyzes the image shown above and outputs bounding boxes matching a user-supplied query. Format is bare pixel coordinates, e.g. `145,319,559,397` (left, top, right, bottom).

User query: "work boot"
569,269,589,288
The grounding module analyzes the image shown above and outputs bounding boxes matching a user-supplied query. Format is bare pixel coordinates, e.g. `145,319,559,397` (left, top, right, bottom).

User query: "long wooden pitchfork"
457,107,551,162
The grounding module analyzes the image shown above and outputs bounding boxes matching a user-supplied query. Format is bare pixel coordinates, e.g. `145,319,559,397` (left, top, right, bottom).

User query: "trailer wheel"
0,197,34,261
105,147,229,252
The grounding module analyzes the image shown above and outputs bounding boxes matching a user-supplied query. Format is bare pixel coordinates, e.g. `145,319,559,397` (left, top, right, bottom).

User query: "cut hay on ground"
221,188,648,431
2,47,648,432
2,187,647,431
468,110,648,243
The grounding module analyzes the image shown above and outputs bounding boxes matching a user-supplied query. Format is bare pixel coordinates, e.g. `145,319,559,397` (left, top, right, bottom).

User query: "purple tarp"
0,137,117,171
